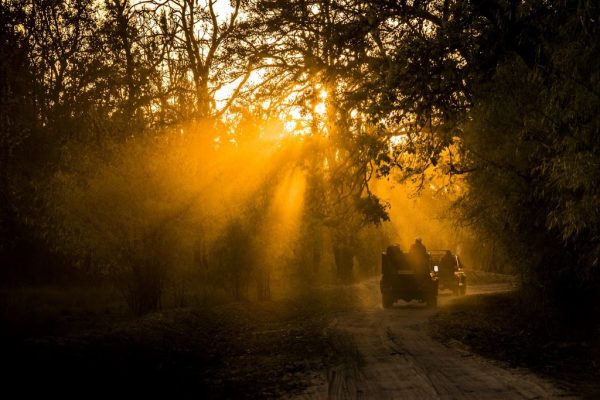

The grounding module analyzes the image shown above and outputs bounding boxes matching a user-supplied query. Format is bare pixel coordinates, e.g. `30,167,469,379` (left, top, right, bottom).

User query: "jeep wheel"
382,294,393,309
426,295,438,308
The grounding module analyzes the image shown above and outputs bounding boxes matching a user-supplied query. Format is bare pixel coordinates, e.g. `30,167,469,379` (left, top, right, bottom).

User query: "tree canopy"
1,0,598,314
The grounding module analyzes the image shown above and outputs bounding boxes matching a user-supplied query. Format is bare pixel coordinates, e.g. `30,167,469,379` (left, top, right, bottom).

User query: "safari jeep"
428,250,467,296
380,245,439,308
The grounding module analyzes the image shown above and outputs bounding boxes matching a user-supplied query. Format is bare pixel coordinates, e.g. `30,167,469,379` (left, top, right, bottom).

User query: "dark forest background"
1,0,599,323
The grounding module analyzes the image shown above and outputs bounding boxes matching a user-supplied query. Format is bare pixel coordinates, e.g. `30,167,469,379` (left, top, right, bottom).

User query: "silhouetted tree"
360,0,600,315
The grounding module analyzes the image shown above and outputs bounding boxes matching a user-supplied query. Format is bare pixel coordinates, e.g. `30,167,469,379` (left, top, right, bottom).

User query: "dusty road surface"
297,279,577,399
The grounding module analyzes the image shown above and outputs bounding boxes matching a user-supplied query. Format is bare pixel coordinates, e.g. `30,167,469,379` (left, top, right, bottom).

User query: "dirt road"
297,279,577,399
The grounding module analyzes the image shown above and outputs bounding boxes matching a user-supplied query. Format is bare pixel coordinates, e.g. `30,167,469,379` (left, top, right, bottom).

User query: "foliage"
47,132,210,313
367,0,600,310
462,1,600,308
2,0,599,314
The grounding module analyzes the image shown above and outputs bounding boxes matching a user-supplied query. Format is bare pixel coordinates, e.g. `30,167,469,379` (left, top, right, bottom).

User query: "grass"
463,269,517,285
0,282,363,399
429,292,600,398
0,284,128,338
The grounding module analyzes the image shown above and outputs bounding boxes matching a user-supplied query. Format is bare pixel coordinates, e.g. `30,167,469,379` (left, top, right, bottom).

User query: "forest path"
296,279,577,399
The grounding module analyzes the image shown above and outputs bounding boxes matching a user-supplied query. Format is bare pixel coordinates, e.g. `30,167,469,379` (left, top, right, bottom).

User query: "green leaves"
354,194,390,226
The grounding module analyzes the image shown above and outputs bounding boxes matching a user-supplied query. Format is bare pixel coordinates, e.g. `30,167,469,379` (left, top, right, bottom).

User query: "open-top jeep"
428,250,467,296
380,245,439,308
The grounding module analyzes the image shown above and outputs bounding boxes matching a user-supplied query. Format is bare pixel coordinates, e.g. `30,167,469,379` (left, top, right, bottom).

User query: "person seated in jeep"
439,250,457,279
386,245,409,273
409,237,430,277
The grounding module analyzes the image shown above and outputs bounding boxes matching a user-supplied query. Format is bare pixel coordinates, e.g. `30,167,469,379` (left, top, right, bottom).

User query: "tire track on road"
295,282,577,399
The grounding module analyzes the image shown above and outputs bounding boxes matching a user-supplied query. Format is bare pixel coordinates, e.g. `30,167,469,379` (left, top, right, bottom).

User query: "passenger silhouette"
440,250,457,278
409,237,430,277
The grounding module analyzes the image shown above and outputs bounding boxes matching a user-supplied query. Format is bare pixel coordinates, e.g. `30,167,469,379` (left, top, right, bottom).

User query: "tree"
100,0,173,131
0,1,37,274
151,0,247,120
361,0,600,315
240,0,391,279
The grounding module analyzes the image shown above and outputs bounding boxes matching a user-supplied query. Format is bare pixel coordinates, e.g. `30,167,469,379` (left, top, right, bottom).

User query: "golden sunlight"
390,134,407,146
314,102,327,115
7,0,591,396
251,166,307,295
314,88,328,115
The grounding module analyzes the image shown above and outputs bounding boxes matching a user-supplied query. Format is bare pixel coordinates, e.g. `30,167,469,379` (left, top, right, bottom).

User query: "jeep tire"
382,294,393,309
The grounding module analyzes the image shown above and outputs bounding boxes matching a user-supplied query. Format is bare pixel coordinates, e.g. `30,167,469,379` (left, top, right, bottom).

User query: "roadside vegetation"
430,292,600,398
1,283,364,398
